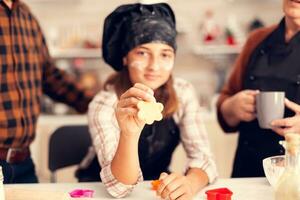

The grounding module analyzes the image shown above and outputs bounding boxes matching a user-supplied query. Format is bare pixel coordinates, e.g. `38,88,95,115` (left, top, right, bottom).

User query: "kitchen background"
23,0,283,182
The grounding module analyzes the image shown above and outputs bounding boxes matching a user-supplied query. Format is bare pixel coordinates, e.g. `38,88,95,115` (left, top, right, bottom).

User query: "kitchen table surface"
4,178,274,200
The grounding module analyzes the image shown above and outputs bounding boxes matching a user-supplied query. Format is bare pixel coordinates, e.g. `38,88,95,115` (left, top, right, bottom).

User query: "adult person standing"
0,0,93,183
217,0,300,177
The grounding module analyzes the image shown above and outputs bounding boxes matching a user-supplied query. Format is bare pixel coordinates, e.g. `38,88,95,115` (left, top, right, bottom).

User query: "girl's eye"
136,51,148,56
161,53,172,59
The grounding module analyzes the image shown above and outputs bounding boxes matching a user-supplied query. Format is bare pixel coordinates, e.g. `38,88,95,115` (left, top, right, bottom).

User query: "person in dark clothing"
217,0,300,178
0,0,93,183
86,3,217,199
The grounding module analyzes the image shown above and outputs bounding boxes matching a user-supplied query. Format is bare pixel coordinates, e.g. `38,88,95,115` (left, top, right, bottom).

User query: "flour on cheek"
129,60,174,71
161,60,174,71
129,60,147,70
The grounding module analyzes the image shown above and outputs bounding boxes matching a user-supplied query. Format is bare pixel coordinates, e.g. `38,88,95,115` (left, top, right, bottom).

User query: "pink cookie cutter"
69,189,94,198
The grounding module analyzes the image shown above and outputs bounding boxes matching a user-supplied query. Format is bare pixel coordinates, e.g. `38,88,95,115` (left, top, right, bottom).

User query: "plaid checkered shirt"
0,0,92,148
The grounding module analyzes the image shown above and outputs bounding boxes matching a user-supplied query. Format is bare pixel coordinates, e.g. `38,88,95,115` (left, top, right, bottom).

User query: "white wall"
24,0,283,49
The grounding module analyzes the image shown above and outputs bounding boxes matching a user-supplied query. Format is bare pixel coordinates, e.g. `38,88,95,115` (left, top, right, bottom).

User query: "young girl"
88,3,217,199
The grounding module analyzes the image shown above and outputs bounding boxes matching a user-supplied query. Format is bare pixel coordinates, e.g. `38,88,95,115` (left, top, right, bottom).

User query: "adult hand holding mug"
271,98,300,136
221,90,259,127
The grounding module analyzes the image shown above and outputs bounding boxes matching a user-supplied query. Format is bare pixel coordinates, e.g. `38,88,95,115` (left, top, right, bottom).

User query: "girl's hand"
115,83,155,137
156,172,194,200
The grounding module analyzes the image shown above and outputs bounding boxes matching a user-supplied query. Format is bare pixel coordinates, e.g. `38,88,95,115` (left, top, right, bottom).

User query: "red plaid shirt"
0,1,93,148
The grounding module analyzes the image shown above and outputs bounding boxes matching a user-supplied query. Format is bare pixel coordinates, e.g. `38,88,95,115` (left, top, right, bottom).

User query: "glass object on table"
263,155,285,187
0,166,5,200
275,133,300,200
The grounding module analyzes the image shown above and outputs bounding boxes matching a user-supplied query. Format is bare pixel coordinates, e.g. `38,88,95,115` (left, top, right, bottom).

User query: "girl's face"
283,0,300,20
124,43,175,90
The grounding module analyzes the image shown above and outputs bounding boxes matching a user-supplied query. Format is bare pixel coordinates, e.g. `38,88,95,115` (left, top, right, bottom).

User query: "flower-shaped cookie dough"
137,101,164,125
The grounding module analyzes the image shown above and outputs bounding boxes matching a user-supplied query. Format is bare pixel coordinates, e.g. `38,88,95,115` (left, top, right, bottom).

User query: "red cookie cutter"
205,187,233,200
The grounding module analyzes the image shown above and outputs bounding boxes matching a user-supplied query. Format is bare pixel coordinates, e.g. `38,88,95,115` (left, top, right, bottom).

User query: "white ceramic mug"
256,91,285,129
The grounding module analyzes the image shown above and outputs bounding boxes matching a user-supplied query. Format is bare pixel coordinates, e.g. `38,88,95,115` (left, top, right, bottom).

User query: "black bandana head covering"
102,3,177,71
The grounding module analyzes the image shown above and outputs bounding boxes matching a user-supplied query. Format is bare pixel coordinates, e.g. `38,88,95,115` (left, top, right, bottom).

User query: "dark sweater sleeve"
216,26,276,133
